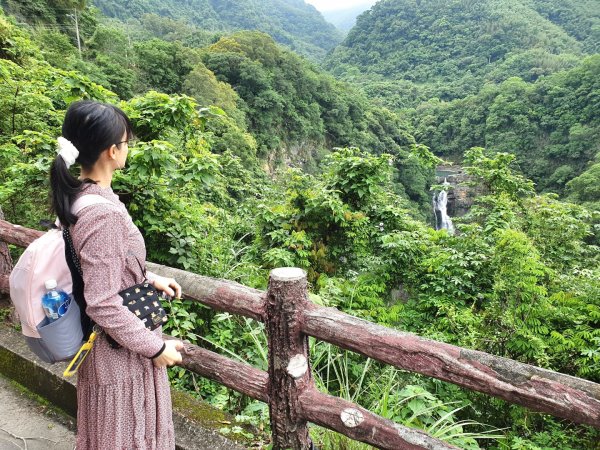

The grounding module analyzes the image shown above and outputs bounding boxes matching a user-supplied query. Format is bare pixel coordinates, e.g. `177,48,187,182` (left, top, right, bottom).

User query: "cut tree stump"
266,268,313,450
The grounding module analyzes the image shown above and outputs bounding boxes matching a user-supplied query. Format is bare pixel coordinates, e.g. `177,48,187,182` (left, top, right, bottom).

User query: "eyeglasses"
116,138,138,148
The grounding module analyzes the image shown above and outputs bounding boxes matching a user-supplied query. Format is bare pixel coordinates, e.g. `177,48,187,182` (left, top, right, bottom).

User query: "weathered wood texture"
0,275,9,295
173,338,269,403
0,209,13,282
0,219,43,247
299,389,459,450
266,268,312,450
302,305,600,428
147,262,266,322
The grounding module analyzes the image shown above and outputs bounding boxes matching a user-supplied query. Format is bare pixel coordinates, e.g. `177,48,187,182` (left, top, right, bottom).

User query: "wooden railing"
1,219,599,450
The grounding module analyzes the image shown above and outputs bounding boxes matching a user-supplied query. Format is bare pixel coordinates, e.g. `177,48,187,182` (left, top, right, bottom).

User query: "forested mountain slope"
326,0,596,105
90,0,343,59
528,0,600,53
0,0,428,211
2,5,600,449
410,56,600,193
195,31,432,211
324,0,600,194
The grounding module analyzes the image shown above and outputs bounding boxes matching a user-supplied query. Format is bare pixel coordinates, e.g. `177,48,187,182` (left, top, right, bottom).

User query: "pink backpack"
9,194,111,362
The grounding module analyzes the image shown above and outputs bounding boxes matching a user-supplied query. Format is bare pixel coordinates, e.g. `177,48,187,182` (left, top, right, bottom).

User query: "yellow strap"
63,331,97,377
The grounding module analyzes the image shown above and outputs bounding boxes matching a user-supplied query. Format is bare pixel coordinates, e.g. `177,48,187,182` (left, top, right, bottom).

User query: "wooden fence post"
267,267,312,450
0,207,13,298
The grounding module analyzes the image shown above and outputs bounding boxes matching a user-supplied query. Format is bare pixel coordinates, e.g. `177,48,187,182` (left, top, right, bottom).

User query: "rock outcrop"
435,165,479,218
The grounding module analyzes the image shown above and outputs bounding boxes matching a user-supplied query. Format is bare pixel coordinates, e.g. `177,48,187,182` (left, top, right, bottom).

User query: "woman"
50,100,183,449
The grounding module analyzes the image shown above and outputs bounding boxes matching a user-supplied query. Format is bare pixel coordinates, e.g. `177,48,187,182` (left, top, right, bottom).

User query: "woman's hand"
152,340,184,368
151,275,182,298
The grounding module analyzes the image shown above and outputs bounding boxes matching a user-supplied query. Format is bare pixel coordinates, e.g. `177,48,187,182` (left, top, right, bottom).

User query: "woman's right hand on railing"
152,339,184,368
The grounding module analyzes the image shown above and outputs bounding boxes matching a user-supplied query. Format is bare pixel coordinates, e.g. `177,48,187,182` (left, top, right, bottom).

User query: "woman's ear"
106,144,118,161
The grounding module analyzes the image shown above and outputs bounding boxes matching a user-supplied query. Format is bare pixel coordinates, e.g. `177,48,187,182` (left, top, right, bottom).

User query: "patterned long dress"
70,183,174,450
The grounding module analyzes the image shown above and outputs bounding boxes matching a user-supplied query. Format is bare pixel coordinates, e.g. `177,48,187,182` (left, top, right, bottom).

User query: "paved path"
0,375,76,450
0,323,246,450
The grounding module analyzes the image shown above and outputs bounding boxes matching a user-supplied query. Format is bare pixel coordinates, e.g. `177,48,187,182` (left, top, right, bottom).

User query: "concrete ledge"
0,324,246,450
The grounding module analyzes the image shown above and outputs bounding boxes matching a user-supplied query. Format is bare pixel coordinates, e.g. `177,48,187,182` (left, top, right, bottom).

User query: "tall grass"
166,305,503,448
309,339,504,449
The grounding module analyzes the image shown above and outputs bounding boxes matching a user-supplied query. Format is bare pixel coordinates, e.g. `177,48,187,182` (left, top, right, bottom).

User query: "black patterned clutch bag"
64,227,169,350
120,282,168,331
104,283,168,349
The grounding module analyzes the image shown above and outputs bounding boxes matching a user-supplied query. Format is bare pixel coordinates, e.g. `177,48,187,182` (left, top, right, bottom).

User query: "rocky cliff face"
435,166,478,218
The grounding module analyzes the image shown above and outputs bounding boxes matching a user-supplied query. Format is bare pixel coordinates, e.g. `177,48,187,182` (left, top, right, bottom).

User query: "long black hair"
50,100,133,226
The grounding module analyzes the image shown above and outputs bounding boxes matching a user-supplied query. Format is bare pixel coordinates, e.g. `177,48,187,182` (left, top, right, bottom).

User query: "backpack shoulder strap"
71,194,113,215
64,194,115,340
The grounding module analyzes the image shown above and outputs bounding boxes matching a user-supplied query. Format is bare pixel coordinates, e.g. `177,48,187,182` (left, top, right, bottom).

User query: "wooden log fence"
1,218,599,450
0,207,13,294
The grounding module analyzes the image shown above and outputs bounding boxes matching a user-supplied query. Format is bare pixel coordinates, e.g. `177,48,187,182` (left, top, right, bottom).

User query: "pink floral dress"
70,183,174,450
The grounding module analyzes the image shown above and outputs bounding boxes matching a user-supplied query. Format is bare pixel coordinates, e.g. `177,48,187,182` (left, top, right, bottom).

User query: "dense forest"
0,0,599,449
409,57,600,194
90,0,343,60
327,0,595,102
326,0,600,197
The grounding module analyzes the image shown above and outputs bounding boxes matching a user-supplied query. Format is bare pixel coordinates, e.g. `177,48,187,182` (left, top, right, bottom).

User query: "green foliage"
464,147,535,199
324,147,393,209
5,3,429,210
256,148,417,285
409,56,600,193
529,0,600,53
182,63,244,122
380,151,599,447
86,22,136,98
90,0,343,61
523,194,594,269
326,0,594,104
200,31,429,213
133,13,219,48
133,39,199,94
0,11,42,63
0,11,116,227
566,158,600,211
121,91,198,140
2,4,599,449
326,0,599,199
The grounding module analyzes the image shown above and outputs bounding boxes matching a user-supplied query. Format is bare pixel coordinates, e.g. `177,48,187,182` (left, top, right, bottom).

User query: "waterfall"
433,179,454,234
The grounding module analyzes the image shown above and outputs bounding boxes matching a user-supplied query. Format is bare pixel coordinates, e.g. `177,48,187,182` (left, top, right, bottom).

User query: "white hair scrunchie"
57,137,79,168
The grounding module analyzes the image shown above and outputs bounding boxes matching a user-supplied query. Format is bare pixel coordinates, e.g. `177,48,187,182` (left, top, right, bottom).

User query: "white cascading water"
433,179,454,234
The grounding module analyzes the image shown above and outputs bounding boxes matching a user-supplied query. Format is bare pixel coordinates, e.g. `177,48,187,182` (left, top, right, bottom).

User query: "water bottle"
42,279,71,322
